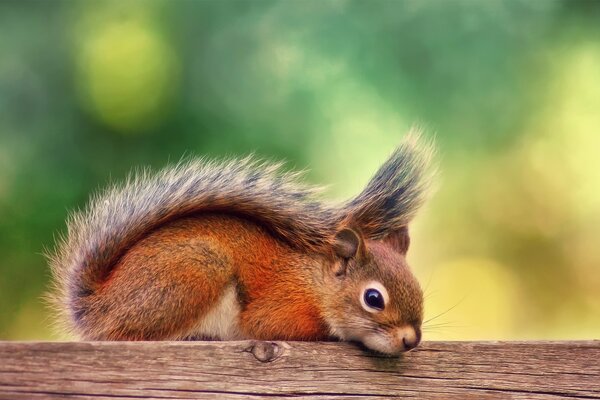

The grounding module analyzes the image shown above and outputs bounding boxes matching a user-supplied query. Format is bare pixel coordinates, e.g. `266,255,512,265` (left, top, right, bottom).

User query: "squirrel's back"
47,130,433,337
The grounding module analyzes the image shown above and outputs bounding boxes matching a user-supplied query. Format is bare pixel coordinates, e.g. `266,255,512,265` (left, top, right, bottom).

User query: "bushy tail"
340,129,435,238
47,157,338,331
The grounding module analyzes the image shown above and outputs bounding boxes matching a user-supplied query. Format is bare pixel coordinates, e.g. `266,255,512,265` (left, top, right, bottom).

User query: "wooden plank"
0,341,598,399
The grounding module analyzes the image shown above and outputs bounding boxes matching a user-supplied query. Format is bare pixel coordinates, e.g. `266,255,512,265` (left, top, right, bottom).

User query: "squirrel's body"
49,131,433,354
82,213,328,341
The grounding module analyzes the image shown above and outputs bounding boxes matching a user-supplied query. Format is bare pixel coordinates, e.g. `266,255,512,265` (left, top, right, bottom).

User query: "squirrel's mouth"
360,325,421,355
328,319,421,355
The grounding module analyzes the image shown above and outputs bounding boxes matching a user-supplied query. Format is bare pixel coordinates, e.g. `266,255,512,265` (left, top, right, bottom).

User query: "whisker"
422,324,465,331
421,268,436,298
423,321,459,328
423,295,467,325
423,289,439,301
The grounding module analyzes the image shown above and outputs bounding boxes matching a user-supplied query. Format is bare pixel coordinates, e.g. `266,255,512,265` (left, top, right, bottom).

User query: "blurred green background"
1,0,599,341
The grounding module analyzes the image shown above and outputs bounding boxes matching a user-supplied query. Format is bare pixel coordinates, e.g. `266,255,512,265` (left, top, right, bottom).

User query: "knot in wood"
246,341,281,363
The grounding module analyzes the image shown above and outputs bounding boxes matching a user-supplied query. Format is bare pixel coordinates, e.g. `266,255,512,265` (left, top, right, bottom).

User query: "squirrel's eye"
359,281,388,313
364,288,385,311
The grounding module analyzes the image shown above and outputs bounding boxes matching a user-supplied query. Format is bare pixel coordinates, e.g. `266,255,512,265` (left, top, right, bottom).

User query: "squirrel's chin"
361,332,405,356
325,322,403,355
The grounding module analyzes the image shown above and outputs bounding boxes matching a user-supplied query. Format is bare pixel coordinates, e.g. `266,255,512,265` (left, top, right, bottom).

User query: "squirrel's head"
322,226,423,355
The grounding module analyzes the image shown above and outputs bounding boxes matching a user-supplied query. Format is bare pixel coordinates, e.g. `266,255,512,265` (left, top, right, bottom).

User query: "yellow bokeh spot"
77,20,179,134
553,44,600,215
418,258,518,340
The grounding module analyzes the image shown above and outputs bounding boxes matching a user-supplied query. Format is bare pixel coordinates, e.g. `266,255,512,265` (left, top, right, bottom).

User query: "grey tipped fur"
47,129,434,335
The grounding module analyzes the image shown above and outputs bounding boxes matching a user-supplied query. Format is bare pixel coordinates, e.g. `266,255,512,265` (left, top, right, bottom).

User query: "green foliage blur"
1,0,599,341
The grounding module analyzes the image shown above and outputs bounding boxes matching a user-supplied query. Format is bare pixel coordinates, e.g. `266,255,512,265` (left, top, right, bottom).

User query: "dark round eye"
364,288,385,311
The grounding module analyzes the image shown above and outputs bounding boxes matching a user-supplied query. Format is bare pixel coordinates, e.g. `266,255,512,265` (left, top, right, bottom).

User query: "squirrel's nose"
398,325,422,351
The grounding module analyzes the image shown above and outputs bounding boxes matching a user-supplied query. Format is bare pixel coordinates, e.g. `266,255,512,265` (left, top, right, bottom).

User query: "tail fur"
47,157,337,334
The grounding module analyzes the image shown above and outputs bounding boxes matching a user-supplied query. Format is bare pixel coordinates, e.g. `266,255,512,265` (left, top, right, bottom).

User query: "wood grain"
0,341,598,399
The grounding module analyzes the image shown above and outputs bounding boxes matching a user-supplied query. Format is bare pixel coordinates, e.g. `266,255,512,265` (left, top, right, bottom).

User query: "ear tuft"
333,228,361,259
340,130,435,240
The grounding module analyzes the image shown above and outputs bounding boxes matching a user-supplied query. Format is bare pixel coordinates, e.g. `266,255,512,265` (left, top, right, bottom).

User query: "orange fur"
80,214,329,340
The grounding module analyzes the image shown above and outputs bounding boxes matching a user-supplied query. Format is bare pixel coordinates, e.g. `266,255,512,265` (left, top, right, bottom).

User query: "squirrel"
47,130,434,355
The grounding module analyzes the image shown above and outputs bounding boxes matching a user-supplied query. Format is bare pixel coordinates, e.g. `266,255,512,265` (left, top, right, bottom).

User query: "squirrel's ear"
333,228,363,259
332,227,364,277
382,226,410,255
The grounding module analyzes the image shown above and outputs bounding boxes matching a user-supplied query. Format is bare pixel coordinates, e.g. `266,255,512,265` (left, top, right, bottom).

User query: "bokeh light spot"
420,258,518,340
76,20,179,134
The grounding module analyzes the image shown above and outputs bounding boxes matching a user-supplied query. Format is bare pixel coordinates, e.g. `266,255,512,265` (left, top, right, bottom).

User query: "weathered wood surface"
0,341,598,399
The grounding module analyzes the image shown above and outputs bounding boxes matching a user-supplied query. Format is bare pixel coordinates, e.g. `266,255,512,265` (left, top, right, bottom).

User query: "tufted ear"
331,227,364,276
383,226,410,255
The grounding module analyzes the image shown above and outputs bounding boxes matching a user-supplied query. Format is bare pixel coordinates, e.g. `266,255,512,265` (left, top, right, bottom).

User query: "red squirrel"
47,131,433,355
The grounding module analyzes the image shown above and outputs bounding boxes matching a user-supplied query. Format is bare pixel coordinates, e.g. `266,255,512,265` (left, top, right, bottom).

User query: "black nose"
402,327,422,350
